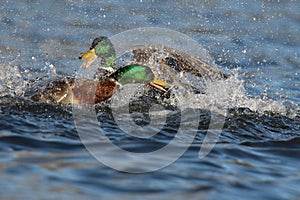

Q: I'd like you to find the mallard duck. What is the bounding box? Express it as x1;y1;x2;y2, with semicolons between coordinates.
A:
79;37;227;92
29;65;170;105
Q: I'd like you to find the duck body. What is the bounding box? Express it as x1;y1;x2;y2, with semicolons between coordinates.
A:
28;65;168;105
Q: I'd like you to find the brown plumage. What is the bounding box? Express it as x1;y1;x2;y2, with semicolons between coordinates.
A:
72;78;118;105
132;44;227;81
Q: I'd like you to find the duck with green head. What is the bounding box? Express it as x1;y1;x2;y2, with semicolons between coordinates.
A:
30;64;170;105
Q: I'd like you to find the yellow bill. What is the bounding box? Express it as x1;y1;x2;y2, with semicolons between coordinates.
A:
149;77;171;92
79;48;97;69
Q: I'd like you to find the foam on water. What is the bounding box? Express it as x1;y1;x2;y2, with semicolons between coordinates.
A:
175;69;298;118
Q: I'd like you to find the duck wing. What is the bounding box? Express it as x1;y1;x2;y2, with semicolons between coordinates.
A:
132;44;227;81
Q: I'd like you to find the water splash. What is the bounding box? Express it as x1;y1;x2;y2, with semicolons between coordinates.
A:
0;61;297;118
0;60;59;99
0;64;27;98
173;69;298;118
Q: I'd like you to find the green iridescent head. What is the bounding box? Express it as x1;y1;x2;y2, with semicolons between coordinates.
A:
110;64;155;85
109;65;170;92
79;37;116;70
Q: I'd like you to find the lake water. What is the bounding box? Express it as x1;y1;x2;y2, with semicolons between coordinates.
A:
0;0;300;199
